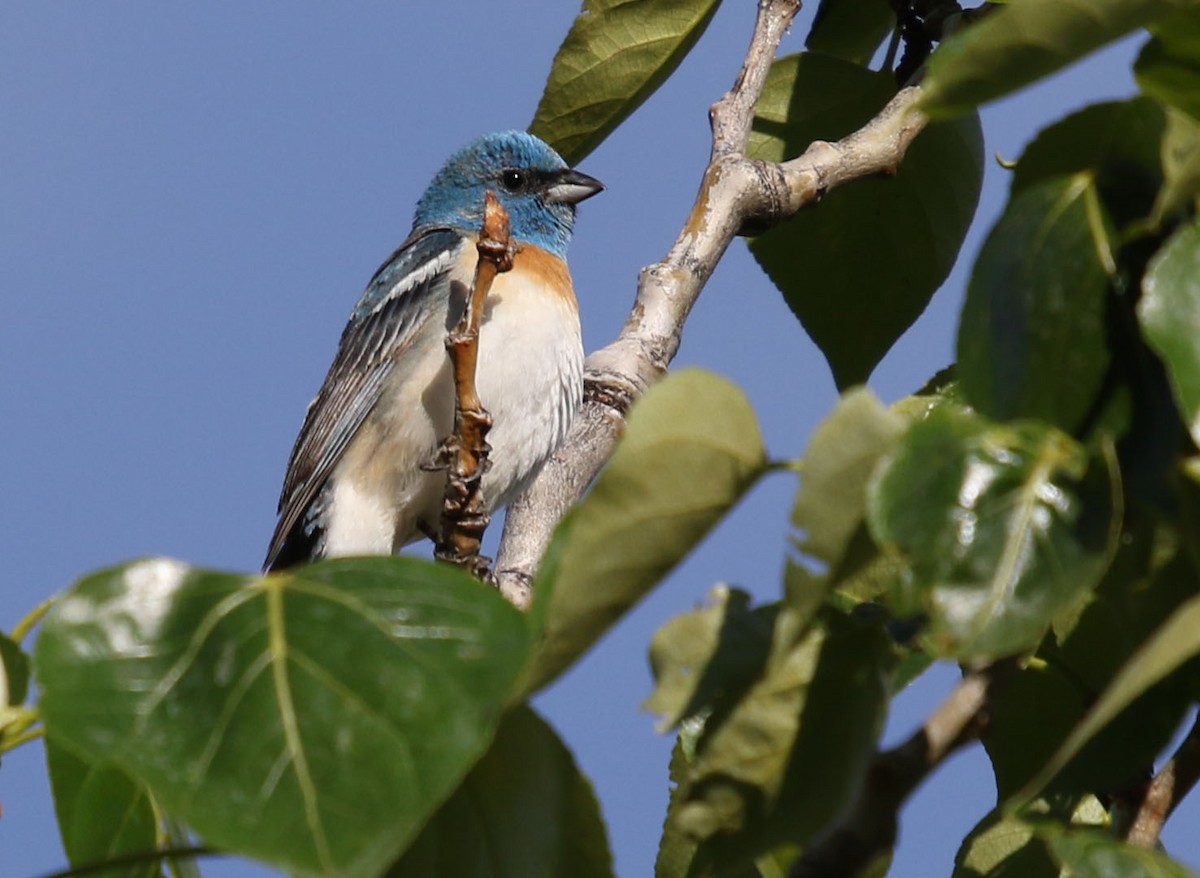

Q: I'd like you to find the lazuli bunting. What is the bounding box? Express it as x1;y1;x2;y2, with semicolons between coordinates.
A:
265;131;602;571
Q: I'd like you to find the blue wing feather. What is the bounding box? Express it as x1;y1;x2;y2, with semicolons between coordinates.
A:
264;227;465;570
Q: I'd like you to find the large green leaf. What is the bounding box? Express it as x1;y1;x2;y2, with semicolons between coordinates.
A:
1139;218;1200;445
953;798;1107;878
36;556;532;878
1017;588;1200;803
390;706;613;878
868;409;1119;661
523;369;766;694
530;0;722;164
46;737;164;878
958;175;1114;432
676;610;891;872
1042;825;1198;877
1136;8;1200;122
748;53;983;389
921;0;1192;116
806;0;895;64
1011;98;1165;229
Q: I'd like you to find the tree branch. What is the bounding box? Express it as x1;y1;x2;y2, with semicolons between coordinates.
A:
435;192;513;577
1124;710;1200;848
787;666;993;878
494;0;930;606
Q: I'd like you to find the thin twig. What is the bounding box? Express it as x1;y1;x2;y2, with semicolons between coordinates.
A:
434;192;514;577
787;667;994;878
494;0;930;604
1124;710;1200;847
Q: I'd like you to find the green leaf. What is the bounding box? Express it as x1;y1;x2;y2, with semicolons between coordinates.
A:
1139;218;1200;445
1042;825;1198;877
1136;8;1200;122
0;630;30;707
530;0;722;164
46;736;164;878
921;0;1192;116
390;706;613;878
748;53;983;388
953;797;1108;878
1011;98;1165;230
677;610;890;871
792;388;905;568
958;174;1114;432
36;556;532;878
806;0;895;64
523;369;766;694
644;586;776;730
868;409;1119;661
1017;587;1200;803
1153;107;1200;224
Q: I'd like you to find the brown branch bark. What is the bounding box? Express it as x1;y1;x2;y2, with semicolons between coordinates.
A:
1124;710;1200;848
435;192;514;577
787;667;994;878
493;0;930;606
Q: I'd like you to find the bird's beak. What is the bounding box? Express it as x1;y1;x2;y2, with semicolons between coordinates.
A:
542;168;605;205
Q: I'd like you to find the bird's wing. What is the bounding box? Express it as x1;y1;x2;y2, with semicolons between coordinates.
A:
265;227;466;569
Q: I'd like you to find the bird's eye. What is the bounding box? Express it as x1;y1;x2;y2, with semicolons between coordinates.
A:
500;169;527;193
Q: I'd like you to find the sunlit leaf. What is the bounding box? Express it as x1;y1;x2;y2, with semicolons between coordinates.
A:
868;409;1119;661
36;556;531;878
1042;825;1197;877
952;797;1108;878
530;0;723;164
921;0;1190;116
390;706;613;878
523;369;766;694
749;53;982;388
958;175;1114;433
1139;218;1200;445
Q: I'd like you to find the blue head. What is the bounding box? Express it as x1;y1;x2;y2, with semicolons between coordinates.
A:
413;131;603;258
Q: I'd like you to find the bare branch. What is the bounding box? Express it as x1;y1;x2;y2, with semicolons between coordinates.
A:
494;0;931;602
1124;710;1200;848
435;192;514;578
787;667;993;878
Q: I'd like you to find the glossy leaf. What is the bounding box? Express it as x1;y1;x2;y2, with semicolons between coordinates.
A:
868;409;1119;661
530;0;722;164
806;0;895;64
1011;98;1165;229
1136;8;1200;122
523;369;766;694
749;53;982;388
1139;218;1200;445
677;610;890;870
1018;588;1200;803
390;706;613;878
958;175;1114;432
46;736;164;878
36;556;531;878
921;0;1190;116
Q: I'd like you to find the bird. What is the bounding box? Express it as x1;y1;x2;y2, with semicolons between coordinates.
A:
264;130;603;572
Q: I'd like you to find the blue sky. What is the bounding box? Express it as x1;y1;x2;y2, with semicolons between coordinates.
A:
2;4;1193;877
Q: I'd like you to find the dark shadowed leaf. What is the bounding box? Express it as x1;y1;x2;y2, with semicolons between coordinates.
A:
1139;218;1200;445
1136;8;1200;122
523;369;766;694
390;706;613;878
530;0;723;164
36;556;531;878
677;610;890;871
1153;107;1200;223
958;175;1114;432
806;0;895;64
921;0;1189;116
1011;98;1165;229
0;630;29;707
645;586;777;730
868;409;1119;661
46;736;165;878
748;53;982;388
